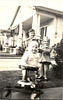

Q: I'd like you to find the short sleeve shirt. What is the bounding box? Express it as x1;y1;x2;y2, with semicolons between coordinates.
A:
21;51;41;67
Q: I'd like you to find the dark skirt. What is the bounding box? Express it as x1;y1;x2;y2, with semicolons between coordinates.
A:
40;61;51;65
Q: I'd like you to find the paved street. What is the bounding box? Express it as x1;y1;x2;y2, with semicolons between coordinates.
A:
10;87;63;99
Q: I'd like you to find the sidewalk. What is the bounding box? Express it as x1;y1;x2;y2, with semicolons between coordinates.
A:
0;59;21;71
0;51;21;71
9;87;63;99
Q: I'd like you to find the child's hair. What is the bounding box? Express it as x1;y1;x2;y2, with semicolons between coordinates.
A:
42;37;50;46
29;29;35;37
29;29;35;33
28;41;38;51
43;37;50;42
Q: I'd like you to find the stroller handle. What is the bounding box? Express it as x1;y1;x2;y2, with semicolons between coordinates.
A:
19;65;39;71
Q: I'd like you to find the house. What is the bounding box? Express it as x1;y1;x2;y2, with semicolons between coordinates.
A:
0;6;63;54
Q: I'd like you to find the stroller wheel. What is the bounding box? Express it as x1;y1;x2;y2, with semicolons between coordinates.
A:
1;88;12;100
30;83;36;89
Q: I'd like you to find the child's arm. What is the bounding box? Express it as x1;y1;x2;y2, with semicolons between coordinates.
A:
20;51;29;67
43;48;50;53
42;46;51;54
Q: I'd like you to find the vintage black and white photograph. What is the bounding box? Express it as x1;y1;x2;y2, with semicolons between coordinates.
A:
0;0;63;100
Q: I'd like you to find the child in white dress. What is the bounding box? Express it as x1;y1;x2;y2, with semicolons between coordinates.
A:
20;41;42;81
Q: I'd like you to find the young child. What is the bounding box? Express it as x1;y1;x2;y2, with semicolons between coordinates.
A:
25;29;35;48
20;41;42;81
40;37;51;80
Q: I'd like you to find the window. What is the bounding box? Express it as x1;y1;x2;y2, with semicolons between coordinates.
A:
45;27;47;36
40;26;47;39
26;32;29;38
41;28;44;39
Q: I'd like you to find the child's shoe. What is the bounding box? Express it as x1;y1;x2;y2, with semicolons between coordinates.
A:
37;76;44;80
44;77;48;81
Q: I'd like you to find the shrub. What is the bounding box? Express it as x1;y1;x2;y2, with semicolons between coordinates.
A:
17;46;25;56
54;39;63;80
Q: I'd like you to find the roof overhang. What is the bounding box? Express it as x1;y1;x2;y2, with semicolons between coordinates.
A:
35;6;63;17
10;6;63;31
0;29;11;33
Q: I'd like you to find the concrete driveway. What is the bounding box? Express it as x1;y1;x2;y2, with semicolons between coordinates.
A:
10;87;62;100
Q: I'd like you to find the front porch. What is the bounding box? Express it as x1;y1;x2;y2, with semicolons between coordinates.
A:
1;6;63;55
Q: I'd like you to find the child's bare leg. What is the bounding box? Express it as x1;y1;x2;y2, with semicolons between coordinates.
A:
43;64;49;79
38;64;43;78
22;69;26;81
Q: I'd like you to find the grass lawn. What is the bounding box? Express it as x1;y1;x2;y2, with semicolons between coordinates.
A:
0;70;21;92
0;67;63;93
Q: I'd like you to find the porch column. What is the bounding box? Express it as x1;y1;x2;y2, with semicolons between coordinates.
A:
9;30;14;47
17;23;23;47
0;33;3;50
9;37;13;46
4;33;9;52
32;14;40;36
4;33;7;46
0;34;3;46
62;32;63;39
